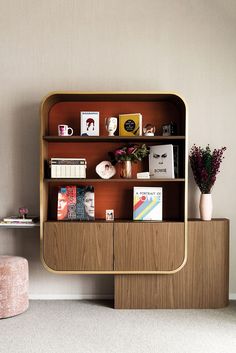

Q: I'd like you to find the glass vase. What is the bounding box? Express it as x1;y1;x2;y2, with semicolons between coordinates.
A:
120;160;132;178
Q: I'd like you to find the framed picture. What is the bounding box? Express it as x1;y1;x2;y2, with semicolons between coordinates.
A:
106;209;114;221
80;112;99;136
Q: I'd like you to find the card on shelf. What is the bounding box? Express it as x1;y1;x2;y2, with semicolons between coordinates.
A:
80;111;99;136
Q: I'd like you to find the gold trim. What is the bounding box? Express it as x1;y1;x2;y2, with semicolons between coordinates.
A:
40;91;188;275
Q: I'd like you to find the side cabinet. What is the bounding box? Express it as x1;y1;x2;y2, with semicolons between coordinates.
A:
43;222;113;271
114;219;229;309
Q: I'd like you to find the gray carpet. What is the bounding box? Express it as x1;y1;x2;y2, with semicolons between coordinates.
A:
1;300;236;353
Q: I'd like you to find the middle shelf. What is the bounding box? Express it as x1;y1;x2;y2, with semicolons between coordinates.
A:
44;178;185;183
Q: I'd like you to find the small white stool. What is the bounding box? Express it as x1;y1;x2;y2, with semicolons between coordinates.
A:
0;256;29;318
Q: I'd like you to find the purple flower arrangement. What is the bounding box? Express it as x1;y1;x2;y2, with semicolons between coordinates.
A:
189;145;226;194
109;144;149;164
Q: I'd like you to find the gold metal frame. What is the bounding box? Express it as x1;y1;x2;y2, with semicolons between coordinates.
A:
40;91;188;275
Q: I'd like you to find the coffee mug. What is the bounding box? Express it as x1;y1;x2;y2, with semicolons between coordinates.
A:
58;125;73;136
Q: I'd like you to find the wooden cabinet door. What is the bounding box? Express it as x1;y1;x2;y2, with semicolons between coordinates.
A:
43;222;113;271
114;222;185;271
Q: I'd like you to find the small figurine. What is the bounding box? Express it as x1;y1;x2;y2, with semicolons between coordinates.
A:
105;117;117;136
19;207;29;219
143;124;156;136
96;161;116;179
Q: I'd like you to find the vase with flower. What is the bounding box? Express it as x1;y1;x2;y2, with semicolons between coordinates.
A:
189;144;226;221
109;144;149;178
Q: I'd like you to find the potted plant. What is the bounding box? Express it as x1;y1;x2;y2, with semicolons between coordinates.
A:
109;144;149;178
189;144;226;220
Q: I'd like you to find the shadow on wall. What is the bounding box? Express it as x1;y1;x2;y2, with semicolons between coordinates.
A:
188;164;199;219
11;102;40;216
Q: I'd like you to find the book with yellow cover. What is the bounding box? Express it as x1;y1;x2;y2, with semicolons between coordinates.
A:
119;113;142;136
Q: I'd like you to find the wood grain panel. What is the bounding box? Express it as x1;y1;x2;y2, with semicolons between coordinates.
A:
43;222;113;271
114;222;185;271
115;219;229;308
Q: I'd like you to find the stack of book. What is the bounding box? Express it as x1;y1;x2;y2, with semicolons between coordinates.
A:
1;216;39;226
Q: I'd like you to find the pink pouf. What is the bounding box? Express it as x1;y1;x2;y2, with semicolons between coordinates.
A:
0;256;29;319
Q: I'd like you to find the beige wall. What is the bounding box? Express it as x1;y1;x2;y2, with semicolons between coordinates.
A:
0;0;235;298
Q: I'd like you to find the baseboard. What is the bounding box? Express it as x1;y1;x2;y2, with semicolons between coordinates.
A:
30;293;236;301
229;293;236;300
29;294;114;300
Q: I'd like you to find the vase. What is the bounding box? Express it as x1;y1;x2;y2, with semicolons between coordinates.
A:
199;193;213;221
120;160;132;178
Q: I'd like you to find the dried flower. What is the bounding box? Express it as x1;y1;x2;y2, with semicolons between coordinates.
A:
109;144;149;164
189;145;226;194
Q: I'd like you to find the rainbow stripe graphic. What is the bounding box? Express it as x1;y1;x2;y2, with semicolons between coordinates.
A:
133;187;162;221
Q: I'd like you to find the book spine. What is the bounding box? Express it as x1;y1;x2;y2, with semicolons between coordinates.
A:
76;187;85;220
67;186;77;220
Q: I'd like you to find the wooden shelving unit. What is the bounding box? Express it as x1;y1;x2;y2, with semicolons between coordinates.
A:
40;91;229;309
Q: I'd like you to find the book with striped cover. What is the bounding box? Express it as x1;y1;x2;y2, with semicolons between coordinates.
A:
133;187;162;221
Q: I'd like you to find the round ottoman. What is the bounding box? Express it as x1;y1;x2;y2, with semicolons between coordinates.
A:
0;256;29;319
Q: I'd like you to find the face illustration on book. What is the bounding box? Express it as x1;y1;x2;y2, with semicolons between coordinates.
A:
86;118;95;131
84;191;95;218
57;192;68;220
153;152;167;173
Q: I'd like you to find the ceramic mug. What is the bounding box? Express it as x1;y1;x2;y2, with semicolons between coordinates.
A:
58;124;73;136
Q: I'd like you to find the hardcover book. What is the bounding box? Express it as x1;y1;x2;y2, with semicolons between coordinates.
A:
80;111;99;136
3;216;39;223
133;187;162;221
119;113;142;136
76;186;95;221
149;144;174;179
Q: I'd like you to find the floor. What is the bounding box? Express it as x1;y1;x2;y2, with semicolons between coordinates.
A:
0;300;236;353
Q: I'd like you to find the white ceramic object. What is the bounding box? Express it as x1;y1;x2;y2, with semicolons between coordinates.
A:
105;117;117;136
199;193;213;221
96;161;116;179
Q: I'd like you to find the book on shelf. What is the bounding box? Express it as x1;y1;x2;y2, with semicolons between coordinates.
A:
50;158;87;178
119;113;142;136
149;144;174;179
133;187;162;221
80;111;99;136
57;185;95;221
3;216;39;223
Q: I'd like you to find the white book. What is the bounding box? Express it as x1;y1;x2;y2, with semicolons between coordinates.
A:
149;144;174;179
80;111;99;136
133;187;162;221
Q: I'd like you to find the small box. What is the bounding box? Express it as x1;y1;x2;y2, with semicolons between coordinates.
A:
51;158;87;178
80;111;99;136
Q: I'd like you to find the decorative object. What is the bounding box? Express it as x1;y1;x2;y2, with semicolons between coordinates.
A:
109;144;149;179
51;158;87;178
80;111;99;136
162;122;177;136
58;124;73;136
137;171;150;179
149;144;175;179
119;113;142;136
189;144;226;221
106;209;114;221
143;124;156;136
19;207;29;219
105;117;117;136
96;161;116;179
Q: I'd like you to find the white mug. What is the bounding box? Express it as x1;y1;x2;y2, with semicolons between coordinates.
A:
58;124;73;136
105;117;117;136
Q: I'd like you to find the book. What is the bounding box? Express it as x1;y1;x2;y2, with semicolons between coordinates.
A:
119;113;142;136
173;145;179;178
133;187;162;221
80;111;99;136
3;216;39;223
57;186;95;221
149;144;174;179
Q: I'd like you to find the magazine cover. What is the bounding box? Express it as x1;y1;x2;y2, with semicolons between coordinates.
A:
57;187;69;220
76;186;95;221
80;112;99;136
119;113;142;136
149;144;174;179
133;187;162;221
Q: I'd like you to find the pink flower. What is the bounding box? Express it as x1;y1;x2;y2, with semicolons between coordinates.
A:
115;149;126;156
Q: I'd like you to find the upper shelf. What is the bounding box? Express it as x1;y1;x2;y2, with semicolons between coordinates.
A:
43;136;185;142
